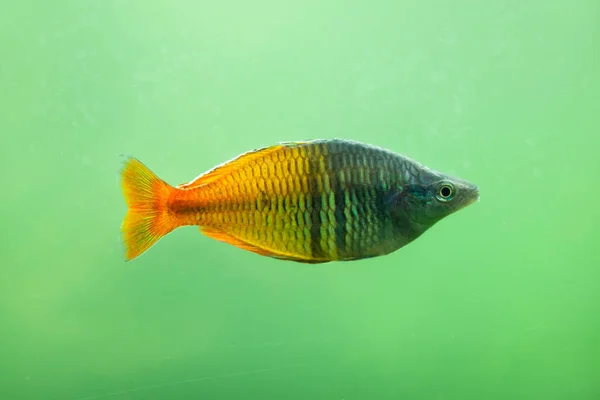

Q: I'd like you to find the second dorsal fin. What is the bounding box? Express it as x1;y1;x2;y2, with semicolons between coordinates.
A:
177;144;288;189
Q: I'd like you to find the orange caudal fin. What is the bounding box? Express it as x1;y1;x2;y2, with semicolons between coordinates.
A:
120;157;178;261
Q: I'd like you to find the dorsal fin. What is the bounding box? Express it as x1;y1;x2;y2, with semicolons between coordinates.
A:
177;140;317;189
177;144;288;189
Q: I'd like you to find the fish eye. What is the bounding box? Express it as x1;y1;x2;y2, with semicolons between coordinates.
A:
436;183;455;202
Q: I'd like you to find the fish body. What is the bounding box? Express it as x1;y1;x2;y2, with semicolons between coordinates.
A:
120;139;479;263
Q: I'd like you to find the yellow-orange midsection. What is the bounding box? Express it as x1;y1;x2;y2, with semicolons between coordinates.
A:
168;145;340;260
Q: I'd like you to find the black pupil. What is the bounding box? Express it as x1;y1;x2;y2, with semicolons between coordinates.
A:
440;186;451;198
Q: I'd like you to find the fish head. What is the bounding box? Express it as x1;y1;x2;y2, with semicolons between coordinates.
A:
397;170;479;230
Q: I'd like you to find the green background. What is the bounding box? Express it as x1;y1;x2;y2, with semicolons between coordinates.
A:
1;0;599;399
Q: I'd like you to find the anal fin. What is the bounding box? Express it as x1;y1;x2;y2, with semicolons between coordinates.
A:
199;226;328;264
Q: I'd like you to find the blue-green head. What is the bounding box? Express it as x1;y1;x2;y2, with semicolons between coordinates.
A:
391;168;479;239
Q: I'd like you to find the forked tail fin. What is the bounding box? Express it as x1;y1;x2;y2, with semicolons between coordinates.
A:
120;157;177;261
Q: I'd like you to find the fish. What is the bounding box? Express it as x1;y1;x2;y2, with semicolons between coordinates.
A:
120;139;479;263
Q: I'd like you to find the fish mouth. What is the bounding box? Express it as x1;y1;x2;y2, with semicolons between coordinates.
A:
466;185;480;206
454;185;479;210
445;175;479;206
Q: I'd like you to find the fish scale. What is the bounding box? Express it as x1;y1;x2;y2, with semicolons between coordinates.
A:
175;140;399;261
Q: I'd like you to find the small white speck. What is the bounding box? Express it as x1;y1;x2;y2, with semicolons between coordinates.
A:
81;155;92;167
453;95;463;114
